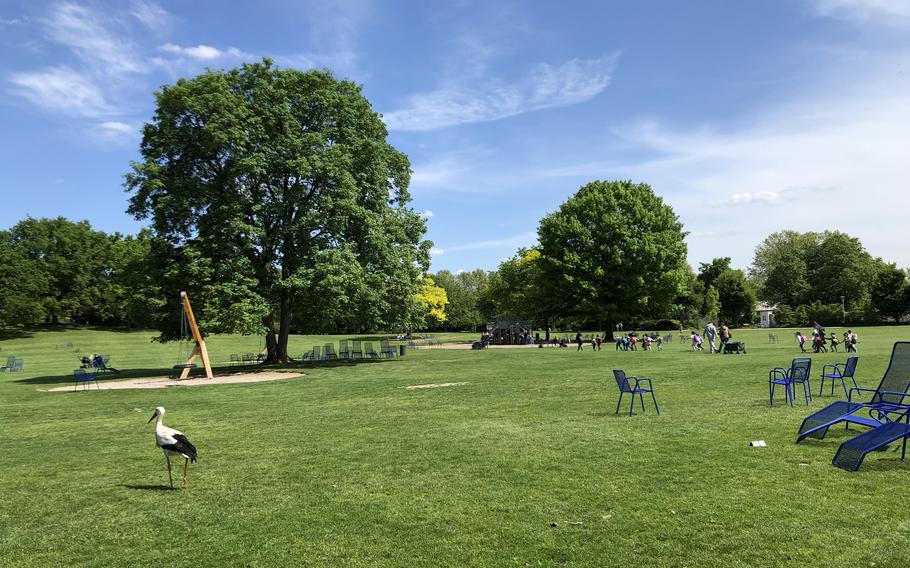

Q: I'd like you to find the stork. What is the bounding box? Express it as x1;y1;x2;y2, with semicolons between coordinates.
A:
148;406;197;490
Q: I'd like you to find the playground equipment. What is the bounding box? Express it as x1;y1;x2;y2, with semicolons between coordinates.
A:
173;291;213;379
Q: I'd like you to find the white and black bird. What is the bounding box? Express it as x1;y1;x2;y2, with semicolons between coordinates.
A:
148;406;197;490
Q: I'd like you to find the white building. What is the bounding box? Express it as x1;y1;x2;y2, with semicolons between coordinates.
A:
755;302;777;328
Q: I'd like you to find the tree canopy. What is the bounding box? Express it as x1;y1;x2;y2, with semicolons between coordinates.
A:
126;60;430;361
537;180;688;337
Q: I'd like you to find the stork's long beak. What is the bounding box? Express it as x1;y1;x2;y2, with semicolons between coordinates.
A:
148;411;157;424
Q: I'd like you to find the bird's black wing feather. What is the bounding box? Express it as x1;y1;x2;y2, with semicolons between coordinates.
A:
163;434;197;462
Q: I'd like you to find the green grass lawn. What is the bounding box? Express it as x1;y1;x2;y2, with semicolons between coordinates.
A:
1;326;909;567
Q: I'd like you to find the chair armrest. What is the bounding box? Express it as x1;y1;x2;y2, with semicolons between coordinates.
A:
848;386;877;401
635;377;654;388
877;390;910;402
821;363;842;375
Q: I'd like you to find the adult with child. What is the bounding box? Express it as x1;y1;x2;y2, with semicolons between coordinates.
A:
704;322;718;353
718;323;730;353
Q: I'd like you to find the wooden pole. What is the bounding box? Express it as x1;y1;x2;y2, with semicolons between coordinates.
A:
179;291;214;379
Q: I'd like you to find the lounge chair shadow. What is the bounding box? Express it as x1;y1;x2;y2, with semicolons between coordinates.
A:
121;484;179;491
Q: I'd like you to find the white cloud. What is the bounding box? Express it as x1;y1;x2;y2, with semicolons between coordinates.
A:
95;121;137;141
384;53;620;131
597;59;910;269
444;231;538;253
8;66;113;117
159;43;255;62
43;2;143;74
420;210;434;219
130;0;172;33
430;247;445;256
1;17;26;26
812;0;910;24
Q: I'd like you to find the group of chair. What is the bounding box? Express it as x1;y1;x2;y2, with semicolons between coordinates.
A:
768;356;859;407
768;345;910;471
72;354;118;390
1;356;24;372
792;342;910;471
229;353;262;366
301;339;399;362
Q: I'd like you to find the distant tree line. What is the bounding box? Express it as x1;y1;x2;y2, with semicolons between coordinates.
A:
3;196;908;336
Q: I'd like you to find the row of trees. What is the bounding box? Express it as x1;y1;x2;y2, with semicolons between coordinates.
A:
3;60;909;356
423;199;909;335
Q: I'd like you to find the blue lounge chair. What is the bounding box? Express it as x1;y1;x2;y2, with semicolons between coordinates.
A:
612;370;660;416
797;342;910;444
819;356;859;398
769;358;812;407
324;343;338;360
74;368;99;391
351;340;363;359
831;408;910;471
339;340;351;360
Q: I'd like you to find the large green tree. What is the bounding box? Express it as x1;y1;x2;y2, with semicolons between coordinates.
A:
871;263;910;323
126;60;430;361
7;217;118;324
714;268;756;326
537;180;688;338
431;269;492;331
751;230;875;311
0;231;49;327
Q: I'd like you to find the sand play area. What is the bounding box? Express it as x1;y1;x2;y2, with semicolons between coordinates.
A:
47;371;305;392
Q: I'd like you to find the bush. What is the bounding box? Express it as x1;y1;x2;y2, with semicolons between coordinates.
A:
646;319;681;330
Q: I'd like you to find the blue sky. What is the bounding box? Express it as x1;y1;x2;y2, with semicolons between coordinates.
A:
2;0;909;273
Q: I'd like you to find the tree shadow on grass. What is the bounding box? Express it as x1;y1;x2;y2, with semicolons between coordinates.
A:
121;484;179;491
17;358;396;386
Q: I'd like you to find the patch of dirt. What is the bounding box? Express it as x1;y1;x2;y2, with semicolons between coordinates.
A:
405;382;468;390
46;371;304;392
415;343;539;350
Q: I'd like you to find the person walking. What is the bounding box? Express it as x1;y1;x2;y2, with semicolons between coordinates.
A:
575;331;584;351
704;322;718;353
719;323;730;353
797;331;807;353
829;332;839;352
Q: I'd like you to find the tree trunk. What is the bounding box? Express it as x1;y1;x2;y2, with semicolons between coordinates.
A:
276;287;292;362
262;314;279;363
605;319;614;341
544;319;550;341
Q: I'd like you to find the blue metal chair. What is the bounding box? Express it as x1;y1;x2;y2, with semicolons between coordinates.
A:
612;370;660;416
769;358;812;407
819;356;859;398
73;368;99;391
380;339;396;359
832;406;910;471
797;342;910;444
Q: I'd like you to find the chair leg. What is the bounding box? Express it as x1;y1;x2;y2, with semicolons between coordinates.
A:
629;393;635;416
770;382;774;406
651;390;660;415
615;392;623;414
787;383;794;408
638;392;646;413
818;377;824;397
839;378;848;399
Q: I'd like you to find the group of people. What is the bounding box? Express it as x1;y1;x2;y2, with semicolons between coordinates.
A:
796;323;858;353
615;333;663;351
696;322;731;353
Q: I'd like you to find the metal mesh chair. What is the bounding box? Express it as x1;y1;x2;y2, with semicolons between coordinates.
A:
832;410;910;471
819;356;859;398
613;369;660;416
797;342;910;443
769;358;812;407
